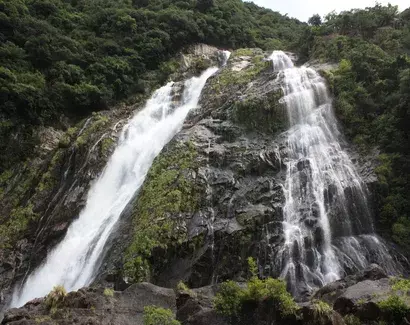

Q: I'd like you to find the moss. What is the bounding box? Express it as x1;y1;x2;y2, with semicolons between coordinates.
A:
231;90;286;134
0;169;13;200
37;149;64;192
124;142;201;283
75;113;109;147
215;57;270;90
103;288;115;297
0;203;38;248
35;316;52;323
100;137;115;156
0;169;13;184
232;48;254;57
191;57;212;74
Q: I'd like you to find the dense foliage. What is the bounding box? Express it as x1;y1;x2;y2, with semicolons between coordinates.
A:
143;306;180;325
214;258;298;323
0;0;303;171
301;5;410;249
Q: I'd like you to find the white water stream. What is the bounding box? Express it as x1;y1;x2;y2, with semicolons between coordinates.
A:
271;51;396;296
10;57;227;307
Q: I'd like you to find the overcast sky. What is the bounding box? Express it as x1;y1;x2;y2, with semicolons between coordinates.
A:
247;0;409;22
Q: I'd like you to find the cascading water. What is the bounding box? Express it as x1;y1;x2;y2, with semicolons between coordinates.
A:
270;51;397;297
10;59;226;307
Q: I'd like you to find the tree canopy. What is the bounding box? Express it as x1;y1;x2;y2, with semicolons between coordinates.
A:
0;0;304;170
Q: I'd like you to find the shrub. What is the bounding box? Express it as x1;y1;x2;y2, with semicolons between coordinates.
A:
391;278;410;293
45;285;67;312
344;314;361;325
143;306;180;325
177;281;189;291
378;295;410;324
214;281;244;317
214;258;298;321
311;300;333;324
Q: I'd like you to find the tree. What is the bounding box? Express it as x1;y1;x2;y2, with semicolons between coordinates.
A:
196;0;214;12
308;14;322;26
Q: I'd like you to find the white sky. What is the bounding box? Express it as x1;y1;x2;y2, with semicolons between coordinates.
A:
247;0;409;22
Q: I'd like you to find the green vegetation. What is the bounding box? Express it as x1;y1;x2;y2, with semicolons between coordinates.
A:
124;142;201;282
100;137;115;156
311;300;333;325
391;277;410;292
343;314;361;325
45;285;67;313
231;90;286;134
300;5;410;248
0;203;38;248
103;288;115;297
143;306;180;325
176;281;189;292
0;0;304;172
75;113;109;147
214;52;270;90
214;257;298;322
378;295;410;325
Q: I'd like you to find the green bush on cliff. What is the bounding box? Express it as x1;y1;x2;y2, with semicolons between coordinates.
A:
311;300;333;324
378;295;410;325
214;257;298;321
214;281;244;317
143;306;180;325
45;285;67;313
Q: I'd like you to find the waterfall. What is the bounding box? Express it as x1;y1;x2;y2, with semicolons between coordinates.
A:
270;51;397;297
10;62;223;308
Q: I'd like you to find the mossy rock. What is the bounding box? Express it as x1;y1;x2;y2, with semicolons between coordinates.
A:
123;141;203;283
231;90;287;134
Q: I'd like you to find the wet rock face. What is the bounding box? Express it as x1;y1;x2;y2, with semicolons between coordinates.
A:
100;48;405;293
102;48;292;289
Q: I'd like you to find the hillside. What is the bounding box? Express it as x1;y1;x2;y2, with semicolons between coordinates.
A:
0;0;303;171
